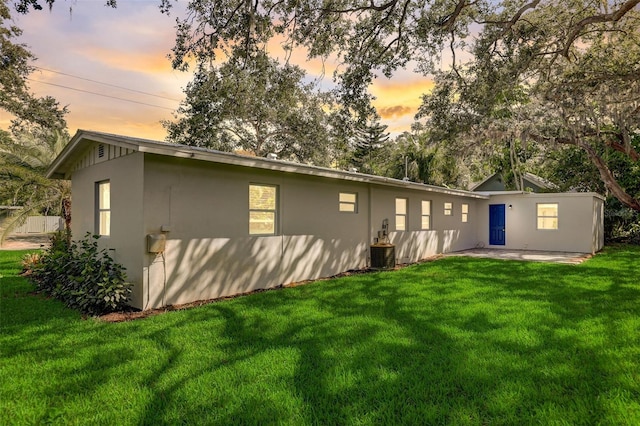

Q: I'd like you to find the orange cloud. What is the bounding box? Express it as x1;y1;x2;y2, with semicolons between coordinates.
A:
75;47;175;75
67;107;171;141
368;77;434;130
378;105;413;119
370;78;434;101
0;116;13;130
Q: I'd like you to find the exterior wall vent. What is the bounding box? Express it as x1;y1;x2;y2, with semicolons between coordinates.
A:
98;144;105;158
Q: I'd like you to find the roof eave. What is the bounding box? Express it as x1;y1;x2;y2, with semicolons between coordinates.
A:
47;130;490;199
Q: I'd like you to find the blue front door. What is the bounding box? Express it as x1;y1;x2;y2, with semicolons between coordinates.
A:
489;204;506;245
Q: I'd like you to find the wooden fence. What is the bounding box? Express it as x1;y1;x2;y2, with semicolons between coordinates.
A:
12;216;64;234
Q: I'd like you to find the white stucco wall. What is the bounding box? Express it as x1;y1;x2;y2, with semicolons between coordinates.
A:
476;192;604;254
369;187;479;262
139;155;484;308
141;155;373;308
70;151;145;307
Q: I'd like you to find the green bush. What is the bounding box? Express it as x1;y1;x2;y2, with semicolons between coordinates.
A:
605;197;640;244
30;232;132;316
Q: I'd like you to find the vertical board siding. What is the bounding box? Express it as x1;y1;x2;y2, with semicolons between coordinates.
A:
71;143;136;173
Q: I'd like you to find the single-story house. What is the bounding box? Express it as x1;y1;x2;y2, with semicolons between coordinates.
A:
47;131;605;310
470;172;557;192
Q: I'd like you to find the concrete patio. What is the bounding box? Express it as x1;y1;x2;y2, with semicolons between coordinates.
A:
446;248;592;264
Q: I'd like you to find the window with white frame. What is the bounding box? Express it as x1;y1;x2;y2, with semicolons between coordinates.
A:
339;192;358;213
461;203;469;223
421;200;431;230
395;198;407;231
537;203;558;230
249;184;278;235
444;202;453;216
96;180;110;236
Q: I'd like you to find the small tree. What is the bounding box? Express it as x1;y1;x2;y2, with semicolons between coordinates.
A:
350;112;390;174
0;3;70;241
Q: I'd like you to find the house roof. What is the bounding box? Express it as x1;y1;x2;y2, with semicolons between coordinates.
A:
521;172;558;190
469;173;500;191
469;172;557;192
48;130;489;199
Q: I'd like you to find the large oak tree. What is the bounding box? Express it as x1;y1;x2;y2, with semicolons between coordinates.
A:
168;0;640;211
163;52;347;166
14;0;640;210
418;1;640;210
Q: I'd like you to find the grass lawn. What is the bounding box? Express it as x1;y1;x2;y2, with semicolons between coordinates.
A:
1;246;640;425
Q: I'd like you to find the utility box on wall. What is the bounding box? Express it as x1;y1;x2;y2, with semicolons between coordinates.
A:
147;234;166;253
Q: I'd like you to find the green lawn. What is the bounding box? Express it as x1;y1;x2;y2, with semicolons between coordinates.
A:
1;246;639;425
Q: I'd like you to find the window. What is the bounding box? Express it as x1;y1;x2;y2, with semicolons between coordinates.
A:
421;200;431;230
395;198;407;231
444;202;453;216
537;203;558;230
339;192;357;213
249;184;278;235
96;180;110;236
461;203;469;223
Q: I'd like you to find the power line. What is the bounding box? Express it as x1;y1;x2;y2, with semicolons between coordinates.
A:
33;66;182;102
26;78;176;111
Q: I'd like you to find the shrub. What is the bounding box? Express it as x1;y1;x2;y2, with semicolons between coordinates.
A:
30;232;132;316
20;252;41;275
605;197;640;244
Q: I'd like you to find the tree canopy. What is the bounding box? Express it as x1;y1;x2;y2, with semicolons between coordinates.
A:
418;1;640;210
163;52;346;165
1;0;70;239
168;0;640;211
11;0;640;211
1;0;67;132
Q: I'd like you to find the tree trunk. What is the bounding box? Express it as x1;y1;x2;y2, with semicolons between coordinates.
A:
509;138;523;190
62;197;72;244
579;141;640;212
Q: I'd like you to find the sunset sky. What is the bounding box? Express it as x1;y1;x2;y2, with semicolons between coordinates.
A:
3;1;434;141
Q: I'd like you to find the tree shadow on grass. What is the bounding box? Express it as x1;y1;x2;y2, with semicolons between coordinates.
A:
3;248;640;425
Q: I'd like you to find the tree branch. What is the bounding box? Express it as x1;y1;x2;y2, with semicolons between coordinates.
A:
603;133;640;161
529;132;640;210
322;0;398;14
562;0;640;57
498;0;541;37
578;139;640;210
439;0;477;31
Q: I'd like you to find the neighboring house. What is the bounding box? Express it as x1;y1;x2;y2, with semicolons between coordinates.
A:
47;131;604;310
470;172;557;192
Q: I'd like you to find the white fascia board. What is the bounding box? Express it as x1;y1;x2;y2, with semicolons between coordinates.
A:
49;130;489;199
479;191;527;196
483;191;605;201
521;192;606;201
